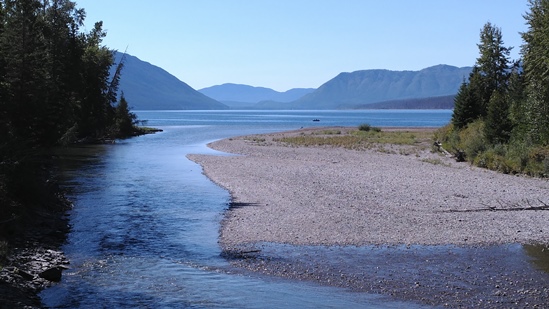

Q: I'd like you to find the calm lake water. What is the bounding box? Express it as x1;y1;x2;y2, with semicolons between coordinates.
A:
41;110;452;308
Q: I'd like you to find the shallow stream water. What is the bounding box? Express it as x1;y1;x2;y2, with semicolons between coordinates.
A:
39;110;549;307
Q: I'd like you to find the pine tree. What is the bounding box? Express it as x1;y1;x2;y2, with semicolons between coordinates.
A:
521;0;549;144
451;22;511;130
452;79;476;129
40;0;86;145
0;0;49;145
507;61;527;141
485;90;512;144
475;22;512;118
114;93;137;137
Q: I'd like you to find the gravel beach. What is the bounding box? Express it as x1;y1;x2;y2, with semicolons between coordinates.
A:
189;127;549;247
188;127;549;307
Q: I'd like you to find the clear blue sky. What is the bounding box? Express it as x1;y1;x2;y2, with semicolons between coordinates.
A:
76;0;529;91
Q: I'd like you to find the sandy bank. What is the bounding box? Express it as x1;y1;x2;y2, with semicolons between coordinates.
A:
188;127;549;249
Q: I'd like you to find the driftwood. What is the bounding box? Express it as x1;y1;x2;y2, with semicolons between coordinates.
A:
444;199;549;213
433;141;464;162
221;249;261;259
453;149;466;162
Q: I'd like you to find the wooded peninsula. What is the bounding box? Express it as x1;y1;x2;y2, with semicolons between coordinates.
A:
0;1;145;258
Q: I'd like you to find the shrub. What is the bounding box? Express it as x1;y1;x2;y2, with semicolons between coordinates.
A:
459;119;487;161
358;124;381;132
358;123;371;131
434;124;460;152
473;147;512;173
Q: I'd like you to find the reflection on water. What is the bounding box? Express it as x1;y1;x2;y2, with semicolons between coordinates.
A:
222;242;549;306
42;122;426;308
523;244;549;273
41;111;549;307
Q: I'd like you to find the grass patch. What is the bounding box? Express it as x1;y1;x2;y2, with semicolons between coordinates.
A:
275;128;433;151
421;158;451;166
312;129;342;135
245;136;267;144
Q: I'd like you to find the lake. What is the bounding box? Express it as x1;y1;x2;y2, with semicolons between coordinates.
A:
40;110;451;308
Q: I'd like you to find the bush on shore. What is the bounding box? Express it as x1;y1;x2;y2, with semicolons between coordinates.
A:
358;123;381;132
435;121;549;177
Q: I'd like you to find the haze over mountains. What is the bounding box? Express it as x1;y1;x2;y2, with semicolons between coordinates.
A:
114;52;472;110
113;52;228;110
198;84;315;108
290;65;472;109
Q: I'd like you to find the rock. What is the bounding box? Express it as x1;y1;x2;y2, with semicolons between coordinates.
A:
39;267;62;282
15;268;35;281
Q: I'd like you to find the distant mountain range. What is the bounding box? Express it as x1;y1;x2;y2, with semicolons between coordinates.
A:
290;65;472;109
198;84;315;108
113;52;471;110
113;52;228;110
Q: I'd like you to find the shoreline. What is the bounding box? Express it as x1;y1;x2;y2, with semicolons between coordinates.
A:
189;126;549;248
188;126;549;307
0;202;70;308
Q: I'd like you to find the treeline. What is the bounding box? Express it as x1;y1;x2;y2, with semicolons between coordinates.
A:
436;0;549;177
0;1;138;236
358;95;456;109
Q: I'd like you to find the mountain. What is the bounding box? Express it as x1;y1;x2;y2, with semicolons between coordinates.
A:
357;95;455;109
290;65;472;109
198;83;315;107
113;52;228;110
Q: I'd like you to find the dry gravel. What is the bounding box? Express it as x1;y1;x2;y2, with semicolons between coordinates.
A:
187;127;549;307
188;127;549;248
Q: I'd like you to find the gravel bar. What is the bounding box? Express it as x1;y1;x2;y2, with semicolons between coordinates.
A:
188;127;549;248
187;127;549;307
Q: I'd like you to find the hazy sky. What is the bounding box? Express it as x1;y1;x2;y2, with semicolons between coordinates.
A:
76;1;529;91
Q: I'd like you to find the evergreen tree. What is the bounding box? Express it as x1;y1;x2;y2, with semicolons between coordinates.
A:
114;93;137;137
40;0;86;145
507;61;528;140
0;0;140;229
451;23;511;130
0;0;49;146
75;21;117;139
452;79;476;128
485;90;512;144
521;0;549;144
475;22;512;118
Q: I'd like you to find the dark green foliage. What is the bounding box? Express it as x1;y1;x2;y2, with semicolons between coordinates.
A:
0;0;135;146
521;0;549;144
507;62;527;140
358;123;381;132
484;90;512;144
444;3;549;176
0;0;140;235
452;78;480;128
114;93;138;138
476;22;511;106
453;23;511;131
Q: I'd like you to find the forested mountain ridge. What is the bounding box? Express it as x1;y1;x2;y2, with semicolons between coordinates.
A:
356;95;456;109
291;65;472;109
198;83;315;107
114;52;228;110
